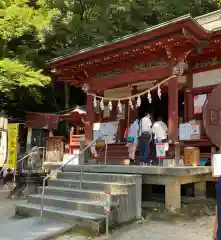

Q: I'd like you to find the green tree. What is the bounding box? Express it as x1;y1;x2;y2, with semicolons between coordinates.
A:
1;0;221;119
0;0;59;93
43;0;221;59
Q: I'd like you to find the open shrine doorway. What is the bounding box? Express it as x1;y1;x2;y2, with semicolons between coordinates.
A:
138;89;184;125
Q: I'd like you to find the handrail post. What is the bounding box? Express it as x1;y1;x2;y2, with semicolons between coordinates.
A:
40;178;46;223
39;134;108;224
80;146;83;190
104;136;108;165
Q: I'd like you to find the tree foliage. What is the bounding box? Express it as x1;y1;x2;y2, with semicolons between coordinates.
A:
43;0;221;58
1;0;221;117
0;0;58;93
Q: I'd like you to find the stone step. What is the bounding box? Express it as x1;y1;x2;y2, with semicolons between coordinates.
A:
57;171;138;183
28;194;107;215
38;186;124;203
48;179;133;193
16;203;106;233
0;217;74;240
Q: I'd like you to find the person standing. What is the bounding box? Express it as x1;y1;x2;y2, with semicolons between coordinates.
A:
152;117;168;162
126;118;139;165
139;113;152;166
213;176;221;240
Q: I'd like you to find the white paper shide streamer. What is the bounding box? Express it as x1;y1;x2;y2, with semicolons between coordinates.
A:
147;91;152;103
108;101;112;111
136;95;141;107
118;101;122;113
100;98;104;110
129;98;133;109
157;85;162;99
93;96;97;108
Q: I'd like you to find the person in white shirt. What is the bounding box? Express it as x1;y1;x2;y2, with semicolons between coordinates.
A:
126;118;139;165
152;117;168;142
152;117;168;161
139;113;152;165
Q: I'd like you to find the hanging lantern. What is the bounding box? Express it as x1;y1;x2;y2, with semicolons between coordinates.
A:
93;96;97;108
157;85;162;99
100;98;104;110
118;100;122;113
147;91;152;103
136;95;141;108
129;98;134;109
108;101;112;111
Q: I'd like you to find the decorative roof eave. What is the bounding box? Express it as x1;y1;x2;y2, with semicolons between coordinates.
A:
49;15;209;69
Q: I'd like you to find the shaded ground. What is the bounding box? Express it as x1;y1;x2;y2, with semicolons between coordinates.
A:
54;198;216;240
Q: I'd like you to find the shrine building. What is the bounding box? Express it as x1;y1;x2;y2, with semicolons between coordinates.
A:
49;9;221;163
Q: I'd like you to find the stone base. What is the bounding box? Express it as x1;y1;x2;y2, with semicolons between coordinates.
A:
10;172;46;199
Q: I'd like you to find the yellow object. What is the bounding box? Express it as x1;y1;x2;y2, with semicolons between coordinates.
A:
95;140;106;148
7;123;19;169
184;147;200;166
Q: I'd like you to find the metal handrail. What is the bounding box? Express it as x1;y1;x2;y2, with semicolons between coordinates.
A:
0;146;45;188
20;147;45;173
40;134;108;223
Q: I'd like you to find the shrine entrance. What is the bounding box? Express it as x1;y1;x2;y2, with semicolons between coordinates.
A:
138;93;168;122
138;89;184;124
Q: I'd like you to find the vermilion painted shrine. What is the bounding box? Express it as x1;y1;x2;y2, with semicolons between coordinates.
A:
49;10;221;164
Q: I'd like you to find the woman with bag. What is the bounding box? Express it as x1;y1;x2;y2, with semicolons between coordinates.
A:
125;117;139;165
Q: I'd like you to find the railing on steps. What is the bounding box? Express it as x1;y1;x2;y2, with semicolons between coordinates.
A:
0;146;46;184
40;134;108;224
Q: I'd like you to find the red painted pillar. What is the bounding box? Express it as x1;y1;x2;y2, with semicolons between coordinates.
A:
187;70;193;121
184;68;193;122
168;77;179;143
85;95;94;143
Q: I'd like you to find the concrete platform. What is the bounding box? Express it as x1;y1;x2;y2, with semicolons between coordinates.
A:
0;217;74;240
44;163;211;176
43;164;212;211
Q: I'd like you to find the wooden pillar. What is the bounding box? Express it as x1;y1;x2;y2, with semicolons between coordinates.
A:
110;102;117;121
26;127;32;152
168;77;179;142
184;68;193;122
64;83;70;133
85;95;94;143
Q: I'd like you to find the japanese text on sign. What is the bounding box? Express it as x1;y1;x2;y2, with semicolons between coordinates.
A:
7;123;19;169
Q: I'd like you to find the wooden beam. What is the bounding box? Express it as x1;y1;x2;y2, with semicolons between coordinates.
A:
91;67;171;92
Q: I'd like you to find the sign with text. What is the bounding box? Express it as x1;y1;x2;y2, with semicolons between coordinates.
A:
7;123;19;169
194;94;207;114
93;121;119;144
156;143;166;159
179;123;191;141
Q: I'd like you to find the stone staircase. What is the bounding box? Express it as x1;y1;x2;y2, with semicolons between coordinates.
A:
15;171;142;233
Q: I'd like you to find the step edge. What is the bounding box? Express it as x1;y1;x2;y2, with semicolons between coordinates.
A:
16;204;106;220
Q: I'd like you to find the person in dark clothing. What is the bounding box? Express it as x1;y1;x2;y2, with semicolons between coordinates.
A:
139;113;152;165
3;168;14;189
213;176;221;240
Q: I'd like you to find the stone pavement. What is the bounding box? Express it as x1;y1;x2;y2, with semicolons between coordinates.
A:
0;182;25;223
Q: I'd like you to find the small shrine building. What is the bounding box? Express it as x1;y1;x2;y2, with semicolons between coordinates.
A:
49;10;221;161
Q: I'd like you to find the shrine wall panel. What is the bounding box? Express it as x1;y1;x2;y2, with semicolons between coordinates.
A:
193;68;221;88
